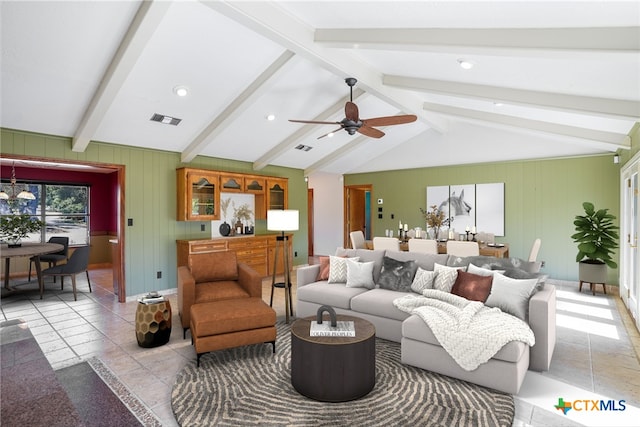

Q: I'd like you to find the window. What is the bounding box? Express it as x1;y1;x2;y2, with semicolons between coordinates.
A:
0;182;90;246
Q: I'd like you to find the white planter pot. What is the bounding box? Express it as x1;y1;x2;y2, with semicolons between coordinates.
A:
578;261;607;284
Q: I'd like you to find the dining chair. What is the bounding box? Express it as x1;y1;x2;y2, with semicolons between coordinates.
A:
408;239;438;254
372;237;400;251
349;230;366;249
28;236;69;282
446;241;480;257
528;238;542;262
41;245;91;301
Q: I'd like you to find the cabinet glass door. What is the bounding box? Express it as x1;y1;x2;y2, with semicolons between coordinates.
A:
268;183;285;210
190;176;216;217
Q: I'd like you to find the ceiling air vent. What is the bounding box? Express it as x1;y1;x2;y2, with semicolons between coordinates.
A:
150;113;182;126
294;144;312;152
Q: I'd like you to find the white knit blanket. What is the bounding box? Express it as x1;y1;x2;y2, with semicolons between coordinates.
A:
394;289;535;371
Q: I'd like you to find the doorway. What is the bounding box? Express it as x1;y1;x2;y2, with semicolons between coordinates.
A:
344;184;372;248
1;155;126;302
621;152;640;331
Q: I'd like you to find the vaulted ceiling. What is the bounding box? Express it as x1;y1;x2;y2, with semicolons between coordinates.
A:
1;1;638;175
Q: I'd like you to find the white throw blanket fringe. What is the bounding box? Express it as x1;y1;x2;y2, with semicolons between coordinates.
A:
394;289;535;371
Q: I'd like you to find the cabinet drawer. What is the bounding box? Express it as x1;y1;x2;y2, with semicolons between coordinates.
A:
234;248;268;257
190;242;227;253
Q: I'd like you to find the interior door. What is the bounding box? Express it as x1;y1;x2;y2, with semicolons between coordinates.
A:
344;185;372;248
621;160;639;330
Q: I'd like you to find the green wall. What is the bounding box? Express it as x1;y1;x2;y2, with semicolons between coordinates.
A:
345;155;621;284
1;128;309;297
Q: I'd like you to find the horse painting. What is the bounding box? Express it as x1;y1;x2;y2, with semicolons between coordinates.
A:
438;189;472;218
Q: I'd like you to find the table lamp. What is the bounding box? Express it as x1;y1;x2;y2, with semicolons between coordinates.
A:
267;209;298;323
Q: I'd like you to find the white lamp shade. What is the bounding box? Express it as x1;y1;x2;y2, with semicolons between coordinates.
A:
267;209;299;231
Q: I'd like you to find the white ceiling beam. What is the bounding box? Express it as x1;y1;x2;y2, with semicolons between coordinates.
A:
386;75;640;121
423;102;631;152
181;50;295;163
253;88;366;170
201;0;448;134
72;0;171;152
314;27;640;59
304;134;370;176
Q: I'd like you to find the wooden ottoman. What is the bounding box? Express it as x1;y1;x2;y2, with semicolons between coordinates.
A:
190;297;277;366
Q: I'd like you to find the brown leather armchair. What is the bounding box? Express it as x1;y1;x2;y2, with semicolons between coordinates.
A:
178;251;262;337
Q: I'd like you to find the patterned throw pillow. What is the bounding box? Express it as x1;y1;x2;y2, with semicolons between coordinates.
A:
378;256;418;292
411;267;438;294
433;263;465;293
345;258;376;289
328;256;360;283
450;270;493;302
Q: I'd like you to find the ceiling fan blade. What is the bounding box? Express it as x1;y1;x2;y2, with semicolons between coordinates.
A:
345;101;359;121
317;126;345;140
358;125;385;139
289;119;341;125
362;114;417;127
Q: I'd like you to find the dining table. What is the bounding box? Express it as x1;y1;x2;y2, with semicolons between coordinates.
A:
365;239;510;258
1;242;64;297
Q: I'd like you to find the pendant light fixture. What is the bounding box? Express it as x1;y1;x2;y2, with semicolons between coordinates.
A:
0;162;35;200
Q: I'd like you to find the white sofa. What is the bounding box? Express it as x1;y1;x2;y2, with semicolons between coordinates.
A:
296;248;556;394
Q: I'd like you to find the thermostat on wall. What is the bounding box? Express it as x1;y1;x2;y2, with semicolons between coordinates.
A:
378;198;383;204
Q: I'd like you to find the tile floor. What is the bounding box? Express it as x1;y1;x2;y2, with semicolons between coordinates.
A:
1;268;639;426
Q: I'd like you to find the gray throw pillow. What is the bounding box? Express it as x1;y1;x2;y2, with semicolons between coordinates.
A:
378;256;418;292
484;273;539;320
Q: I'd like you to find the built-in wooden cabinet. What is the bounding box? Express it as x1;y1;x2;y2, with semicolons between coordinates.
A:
266;178;288;211
177;234;292;277
177;168;220;221
177;168;287;221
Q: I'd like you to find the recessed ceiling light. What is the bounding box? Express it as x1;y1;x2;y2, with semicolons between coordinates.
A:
457;59;474;70
173;85;189;97
266;114;276;121
493;101;504;107
327;132;335;138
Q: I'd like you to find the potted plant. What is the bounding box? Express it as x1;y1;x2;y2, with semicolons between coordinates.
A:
420;205;452;240
0;214;44;247
571;202;619;284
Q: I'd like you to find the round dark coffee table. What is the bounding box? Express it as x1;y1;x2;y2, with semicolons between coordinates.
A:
290;314;376;402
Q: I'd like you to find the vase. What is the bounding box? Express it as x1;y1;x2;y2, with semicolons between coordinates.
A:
219;221;231;236
429;228;439;240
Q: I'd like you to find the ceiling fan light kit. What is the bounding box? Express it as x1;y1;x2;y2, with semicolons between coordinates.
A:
289;78;417;140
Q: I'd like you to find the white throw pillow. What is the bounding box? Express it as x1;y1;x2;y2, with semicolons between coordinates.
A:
411;267;438;294
345;258;376;289
433;263;465;293
467;263;505;277
484;273;539;320
328;256;360;283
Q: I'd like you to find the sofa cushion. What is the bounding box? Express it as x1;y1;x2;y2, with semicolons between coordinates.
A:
335;248;386;283
378;256;418;292
485;273;539;321
350;289;415;321
411;268;438;294
296;282;368;310
402;315;527;363
195;281;250;303
328;256;360;283
345;258;376;289
433;263;464;293
385;250;448;271
190;251;238;282
450;270;493;303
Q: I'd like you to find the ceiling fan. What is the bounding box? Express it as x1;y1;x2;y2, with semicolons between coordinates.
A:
289;78;418;139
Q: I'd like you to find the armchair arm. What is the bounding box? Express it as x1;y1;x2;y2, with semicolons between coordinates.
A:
528;283;556;371
237;262;262;298
178;265;196;331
